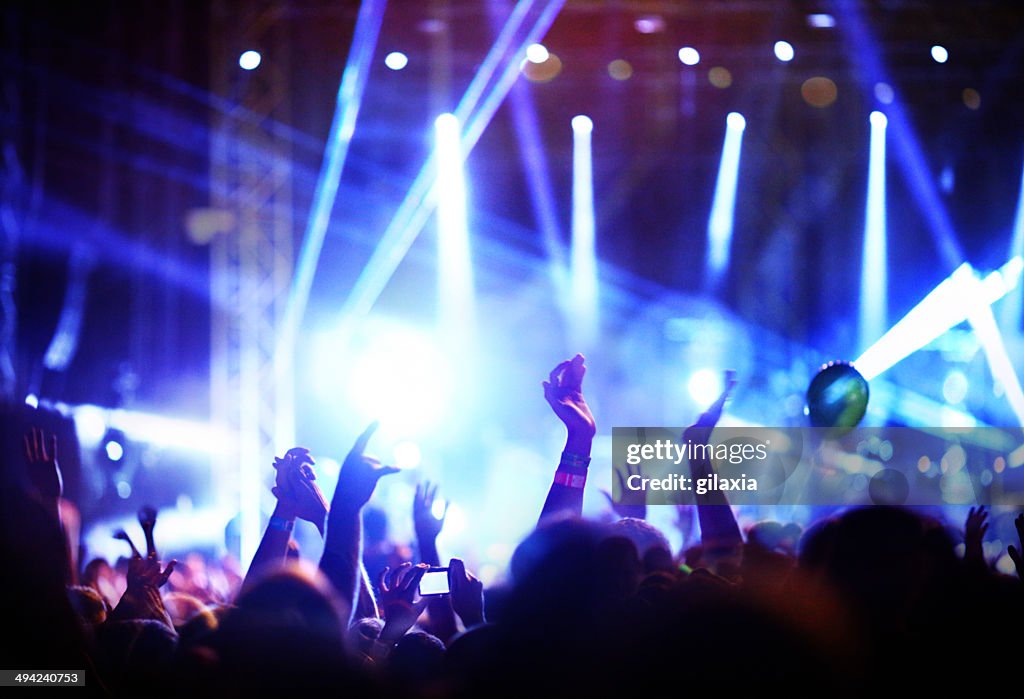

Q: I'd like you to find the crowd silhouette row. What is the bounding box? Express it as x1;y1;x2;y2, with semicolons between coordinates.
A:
3;353;1024;695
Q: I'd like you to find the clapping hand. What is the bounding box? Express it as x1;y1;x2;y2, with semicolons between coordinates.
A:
273;447;329;534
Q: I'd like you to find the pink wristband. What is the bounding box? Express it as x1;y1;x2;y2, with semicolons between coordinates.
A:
553;470;587;489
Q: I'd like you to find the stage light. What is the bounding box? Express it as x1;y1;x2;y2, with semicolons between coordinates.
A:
323;321;453;436
859;110;888;351
942;370;969;404
110;410;230;454
238;50;261;70
394;441;422;469
571;114;593;133
571;114;598;348
634;15;665;34
384;51;408;70
74;405;107;448
25;393;38;408
688;368;724;407
526;43;549;63
774;40;795;62
101;428;127;464
930;45;949;63
434;113;476;340
104;439;124;462
726;112;746;130
337;0;564;327
807;14;836;28
678;47;700;66
705;112;747;291
854;258;1023;381
874;82;894;105
116;481;132;499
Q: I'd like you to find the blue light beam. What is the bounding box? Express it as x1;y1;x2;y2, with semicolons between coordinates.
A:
706;112;746;292
855;257;1023;381
337;0;565;330
434;113;476;339
1000;156;1024;333
278;0;386;359
859;111;888;352
570;115;597;348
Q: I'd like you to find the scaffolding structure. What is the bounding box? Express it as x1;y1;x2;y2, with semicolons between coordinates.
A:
209;0;295;564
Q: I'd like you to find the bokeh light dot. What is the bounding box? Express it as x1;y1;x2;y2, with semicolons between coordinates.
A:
801;76;838;108
708;66;732;88
608;59;633;81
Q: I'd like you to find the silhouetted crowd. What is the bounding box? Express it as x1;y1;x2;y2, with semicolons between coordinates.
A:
3;355;1023;696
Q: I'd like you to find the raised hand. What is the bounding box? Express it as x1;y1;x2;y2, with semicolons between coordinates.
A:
272;447;329;534
138;506;158;558
543;354;596;453
602;461;647;520
377;562;429;644
413;481;447;544
110;528;176;625
1008;513;1024;581
683;370;737;445
23;428;63;500
964;505;989;567
335;422;399;513
449;557;485;628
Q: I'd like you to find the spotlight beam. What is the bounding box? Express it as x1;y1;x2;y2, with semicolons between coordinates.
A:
855;257;1023;381
1000;157;1024;333
859;111;888;351
836;3;964;271
278;0;386;358
570;115;597;348
336;0;565;329
434;113;475;340
506;79;569;298
705;113;746;292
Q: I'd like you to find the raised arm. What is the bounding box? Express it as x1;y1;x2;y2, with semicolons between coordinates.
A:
23;428;63;525
23;428;73;583
320;422;398;624
243;447;328;592
109;510;177;628
683;371;743;554
413;481;457;641
539;354;596;524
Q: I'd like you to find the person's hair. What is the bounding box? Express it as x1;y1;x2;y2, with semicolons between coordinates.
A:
66;585;108;625
387;630;445;683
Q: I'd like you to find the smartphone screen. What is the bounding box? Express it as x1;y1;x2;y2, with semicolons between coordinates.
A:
419;567;450;596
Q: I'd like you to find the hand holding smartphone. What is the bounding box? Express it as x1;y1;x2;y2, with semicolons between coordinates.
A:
418;567;450;596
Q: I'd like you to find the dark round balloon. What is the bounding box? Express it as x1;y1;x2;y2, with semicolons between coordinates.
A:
806;361;869;433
